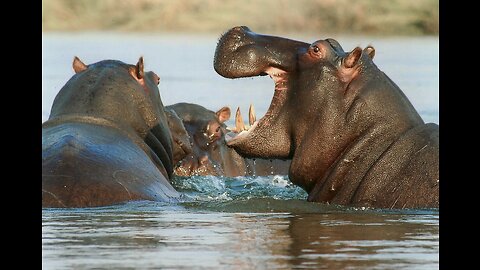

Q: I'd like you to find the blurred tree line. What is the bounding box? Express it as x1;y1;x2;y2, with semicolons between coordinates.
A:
42;0;439;35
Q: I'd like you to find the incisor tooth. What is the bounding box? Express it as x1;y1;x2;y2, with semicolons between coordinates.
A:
235;107;246;132
249;104;256;126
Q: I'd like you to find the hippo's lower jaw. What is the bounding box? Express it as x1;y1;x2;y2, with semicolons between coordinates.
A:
224;67;290;146
225;121;259;144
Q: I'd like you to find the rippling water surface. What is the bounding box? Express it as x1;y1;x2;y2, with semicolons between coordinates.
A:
42;33;439;269
43;175;439;269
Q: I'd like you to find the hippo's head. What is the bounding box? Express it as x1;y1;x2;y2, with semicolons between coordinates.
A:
49;56;175;177
51;56;169;136
214;26;425;194
166;103;248;176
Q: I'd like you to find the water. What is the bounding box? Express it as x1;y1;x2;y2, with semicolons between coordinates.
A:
43;176;438;270
42;33;439;269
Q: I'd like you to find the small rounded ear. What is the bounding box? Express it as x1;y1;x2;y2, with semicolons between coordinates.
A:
343;47;363;68
216;106;231;123
73;56;88;73
135;56;144;79
364;45;375;59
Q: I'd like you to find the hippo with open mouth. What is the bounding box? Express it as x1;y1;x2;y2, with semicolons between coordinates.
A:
42;57;180;207
214;26;438;209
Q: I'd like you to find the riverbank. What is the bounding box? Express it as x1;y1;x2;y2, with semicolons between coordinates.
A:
42;0;438;36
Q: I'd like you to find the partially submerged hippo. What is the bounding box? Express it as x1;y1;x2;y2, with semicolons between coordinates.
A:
166;102;290;177
42;57;179;207
214;26;438;209
165;108;193;165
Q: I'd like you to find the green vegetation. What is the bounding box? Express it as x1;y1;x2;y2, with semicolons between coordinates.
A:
42;0;439;35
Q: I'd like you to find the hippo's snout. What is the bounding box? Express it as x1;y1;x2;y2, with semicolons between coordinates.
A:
213;26;264;78
214;26;310;79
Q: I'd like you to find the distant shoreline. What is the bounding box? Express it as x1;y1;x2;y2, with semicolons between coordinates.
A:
42;0;439;36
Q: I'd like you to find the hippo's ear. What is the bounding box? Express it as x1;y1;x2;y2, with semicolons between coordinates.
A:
73;56;88;73
364;45;375;60
135;56;145;80
343;47;363;68
216;106;231;123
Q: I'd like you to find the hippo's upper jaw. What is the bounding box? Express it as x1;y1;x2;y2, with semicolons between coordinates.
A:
214;26;310;158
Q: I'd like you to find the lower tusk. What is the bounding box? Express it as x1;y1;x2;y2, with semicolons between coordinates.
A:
249;103;256;126
235;106;246;132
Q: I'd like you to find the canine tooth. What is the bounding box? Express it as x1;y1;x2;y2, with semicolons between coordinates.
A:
235;107;246;132
249;104;256;126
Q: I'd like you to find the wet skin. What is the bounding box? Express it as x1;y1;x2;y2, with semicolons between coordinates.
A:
214;26;438;208
166;102;290;177
42;57;179;207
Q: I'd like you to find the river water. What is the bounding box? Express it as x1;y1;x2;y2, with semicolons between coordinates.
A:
42;32;439;269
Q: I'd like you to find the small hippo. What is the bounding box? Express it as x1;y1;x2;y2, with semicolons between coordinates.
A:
213;26;438;209
166;102;290;177
42;57;179;207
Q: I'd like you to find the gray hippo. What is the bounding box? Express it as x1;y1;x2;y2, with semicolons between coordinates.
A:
166;102;290;177
42;57;180;207
213;26;438;209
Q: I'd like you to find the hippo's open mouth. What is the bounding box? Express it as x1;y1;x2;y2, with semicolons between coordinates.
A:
213;26;309;157
223;66;290;145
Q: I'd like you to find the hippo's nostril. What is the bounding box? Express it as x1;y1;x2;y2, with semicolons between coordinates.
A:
232;26;250;33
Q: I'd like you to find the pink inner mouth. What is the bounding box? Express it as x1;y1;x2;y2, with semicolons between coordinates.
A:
225;66;289;145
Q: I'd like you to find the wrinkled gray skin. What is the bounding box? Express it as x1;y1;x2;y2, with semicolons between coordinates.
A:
214;26;438;209
42;57;180;208
167;102;290;177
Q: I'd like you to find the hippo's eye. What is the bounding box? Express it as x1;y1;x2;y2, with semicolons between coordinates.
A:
313;46;320;53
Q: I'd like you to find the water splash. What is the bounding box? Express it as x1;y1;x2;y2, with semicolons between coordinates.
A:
172;175;306;201
169;175;439;214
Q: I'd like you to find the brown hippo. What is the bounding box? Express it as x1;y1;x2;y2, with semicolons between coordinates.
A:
165;108;193;165
166;102;290;177
213;26;438;209
42;56;180;207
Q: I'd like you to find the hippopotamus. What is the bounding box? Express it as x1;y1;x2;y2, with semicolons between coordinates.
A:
213;26;438;209
42;56;180;207
165;108;193;165
166;102;290;177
